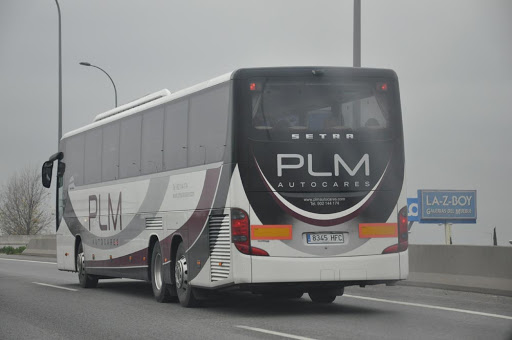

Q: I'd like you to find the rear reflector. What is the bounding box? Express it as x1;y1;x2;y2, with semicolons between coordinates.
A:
251;225;292;240
359;223;398;238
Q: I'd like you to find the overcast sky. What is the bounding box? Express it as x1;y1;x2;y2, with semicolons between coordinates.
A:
1;0;511;245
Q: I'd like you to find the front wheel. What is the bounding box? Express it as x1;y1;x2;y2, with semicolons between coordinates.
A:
174;242;198;307
77;242;98;288
151;242;173;303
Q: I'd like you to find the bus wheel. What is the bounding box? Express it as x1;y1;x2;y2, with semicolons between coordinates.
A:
308;290;337;304
151;242;172;303
174;242;198;307
77;242;98;288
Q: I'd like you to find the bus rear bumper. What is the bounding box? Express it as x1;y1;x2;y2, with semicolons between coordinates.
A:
247;253;402;284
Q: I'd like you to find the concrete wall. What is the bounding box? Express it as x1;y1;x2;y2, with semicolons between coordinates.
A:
0;235;53;248
21;235;57;257
0;234;56;257
405;244;512;296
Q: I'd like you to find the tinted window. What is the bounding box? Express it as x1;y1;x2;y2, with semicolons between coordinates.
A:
188;85;229;166
64;134;84;187
141;107;164;174
119;115;141;178
102;123;120;181
84;128;102;184
249;78;394;141
164;100;188;170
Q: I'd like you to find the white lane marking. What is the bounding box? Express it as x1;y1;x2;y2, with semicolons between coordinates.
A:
0;258;56;265
236;325;317;340
32;282;78;292
344;294;512;321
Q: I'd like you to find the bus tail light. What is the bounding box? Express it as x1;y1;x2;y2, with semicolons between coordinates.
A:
382;206;408;254
231;208;269;256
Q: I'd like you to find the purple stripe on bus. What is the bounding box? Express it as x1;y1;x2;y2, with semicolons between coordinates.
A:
85;166;221;268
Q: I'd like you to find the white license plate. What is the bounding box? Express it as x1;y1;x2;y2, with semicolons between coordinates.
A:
306;233;345;244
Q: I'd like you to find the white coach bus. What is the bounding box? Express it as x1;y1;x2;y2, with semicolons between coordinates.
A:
42;67;408;307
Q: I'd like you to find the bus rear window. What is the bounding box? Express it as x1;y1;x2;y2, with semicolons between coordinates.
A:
249;78;395;141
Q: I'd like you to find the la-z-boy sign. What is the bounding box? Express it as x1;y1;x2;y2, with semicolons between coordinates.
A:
418;190;476;223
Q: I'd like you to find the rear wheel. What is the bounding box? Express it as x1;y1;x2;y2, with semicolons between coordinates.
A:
308;290;338;304
174;242;198;307
77;242;98;288
151;242;173;303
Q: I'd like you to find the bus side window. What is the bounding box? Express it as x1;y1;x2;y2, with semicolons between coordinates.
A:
188;85;229;166
66;134;85;187
102;123;120;181
164;100;189;170
84;128;102;185
119;115;141;178
142;107;164;175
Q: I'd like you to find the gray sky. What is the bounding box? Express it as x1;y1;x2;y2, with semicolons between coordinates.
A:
1;0;511;245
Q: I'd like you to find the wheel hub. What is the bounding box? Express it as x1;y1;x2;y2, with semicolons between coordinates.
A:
77;252;85;278
175;256;188;289
154;253;162;290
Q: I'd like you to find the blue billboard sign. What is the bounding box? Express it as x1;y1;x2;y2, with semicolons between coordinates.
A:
407;198;419;222
418;190;476;223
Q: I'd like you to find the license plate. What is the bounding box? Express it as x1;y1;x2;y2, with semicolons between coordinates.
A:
306;233;345;244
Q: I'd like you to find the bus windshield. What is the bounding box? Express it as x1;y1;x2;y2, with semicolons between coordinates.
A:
250;78;395;141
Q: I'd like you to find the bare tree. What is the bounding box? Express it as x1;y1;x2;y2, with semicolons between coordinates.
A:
0;166;53;235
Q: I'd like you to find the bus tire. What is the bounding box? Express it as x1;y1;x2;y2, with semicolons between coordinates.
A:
151;241;173;303
308;290;337;304
174;242;198;308
77;242;98;288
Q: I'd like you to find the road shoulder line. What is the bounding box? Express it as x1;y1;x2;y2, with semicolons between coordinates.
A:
236;325;317;340
32;282;78;292
0;257;56;265
344;294;512;320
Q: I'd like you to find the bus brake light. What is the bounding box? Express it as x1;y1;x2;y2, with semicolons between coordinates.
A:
382;206;408;254
231;208;268;256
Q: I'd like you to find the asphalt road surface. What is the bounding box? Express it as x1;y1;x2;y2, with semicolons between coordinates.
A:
1;255;511;340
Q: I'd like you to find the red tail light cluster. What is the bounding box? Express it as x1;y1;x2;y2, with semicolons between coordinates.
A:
231;208;268;256
382;206;409;254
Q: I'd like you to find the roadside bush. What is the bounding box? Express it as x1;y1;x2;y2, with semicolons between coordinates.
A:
0;246;26;254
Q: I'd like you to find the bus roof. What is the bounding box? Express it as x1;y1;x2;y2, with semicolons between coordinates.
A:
62;71;234;140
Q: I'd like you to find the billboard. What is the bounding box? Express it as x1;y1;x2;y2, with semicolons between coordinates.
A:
418;190;476;223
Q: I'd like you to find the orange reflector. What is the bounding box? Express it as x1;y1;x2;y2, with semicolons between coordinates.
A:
219;262;223;266
359;223;398;238
251;225;292;240
143;256;146;261
129;256;132;262
197;260;201;265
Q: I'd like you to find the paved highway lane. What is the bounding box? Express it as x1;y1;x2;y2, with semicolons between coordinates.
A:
1;255;511;340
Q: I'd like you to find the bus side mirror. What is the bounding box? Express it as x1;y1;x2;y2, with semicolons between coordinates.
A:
42;161;53;188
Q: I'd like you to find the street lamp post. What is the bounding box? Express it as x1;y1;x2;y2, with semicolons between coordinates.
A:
79;62;118;108
353;0;361;67
55;0;62;145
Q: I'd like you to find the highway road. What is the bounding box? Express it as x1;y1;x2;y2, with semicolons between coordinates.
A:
1;255;511;340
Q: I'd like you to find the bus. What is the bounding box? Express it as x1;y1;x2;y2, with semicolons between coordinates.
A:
42;66;408;307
